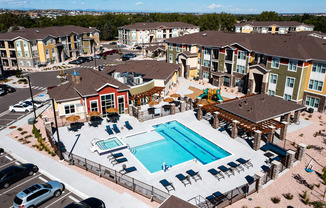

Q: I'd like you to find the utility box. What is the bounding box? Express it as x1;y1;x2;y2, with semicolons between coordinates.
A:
28;118;35;125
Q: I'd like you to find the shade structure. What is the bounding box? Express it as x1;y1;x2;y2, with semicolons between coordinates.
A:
87;111;101;117
148;100;159;106
106;108;119;113
65;115;80;122
163;97;174;103
170;93;181;98
197;100;209;105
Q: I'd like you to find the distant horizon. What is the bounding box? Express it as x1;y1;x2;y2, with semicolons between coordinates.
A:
0;0;325;14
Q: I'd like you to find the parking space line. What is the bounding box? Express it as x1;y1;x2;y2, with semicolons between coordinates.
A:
5;155;13;161
44;192;71;208
0;161;15;169
38;176;48;183
68;195;80;203
0;173;41;196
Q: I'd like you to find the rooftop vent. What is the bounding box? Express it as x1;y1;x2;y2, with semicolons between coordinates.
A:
202;33;207;37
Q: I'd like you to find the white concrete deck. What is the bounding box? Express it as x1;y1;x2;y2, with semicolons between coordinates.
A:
57;111;270;203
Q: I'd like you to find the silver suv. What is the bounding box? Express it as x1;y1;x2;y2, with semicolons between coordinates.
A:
13;181;65;208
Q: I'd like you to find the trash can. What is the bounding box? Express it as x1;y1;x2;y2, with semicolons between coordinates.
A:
28;118;35;125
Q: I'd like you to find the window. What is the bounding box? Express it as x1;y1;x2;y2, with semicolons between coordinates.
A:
198;58;201;65
308;79;323;91
270;74;277;84
52;48;55;55
64;104;75;115
203;60;210;67
24;51;29;57
176;44;180;52
284;94;292;101
32;50;38;56
288;60;297;72
203;71;209;79
26;61;31;66
312;63;326;73
204;48;211;55
19;61;24;66
16;42;20;48
268;90;275;96
90;100;98;112
271;57;280;68
101;94;115;117
237;51;246;60
50;39;53;45
44;40;48;46
236;65;245;74
17;51;22;57
169;54;173;63
305;96;319;108
169;44;172;51
45;49;49;55
286;77;295;88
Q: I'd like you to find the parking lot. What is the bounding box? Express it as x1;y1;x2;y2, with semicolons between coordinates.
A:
0;151;83;208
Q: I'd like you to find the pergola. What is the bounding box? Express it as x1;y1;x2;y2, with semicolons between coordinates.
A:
129;87;165;106
198;94;305;150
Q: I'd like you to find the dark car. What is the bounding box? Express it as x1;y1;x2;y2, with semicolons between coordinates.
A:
110;49;118;54
0;87;6;96
135;46;142;50
109;42;117;45
64;197;106;208
0;84;16;93
81;56;93;62
38;63;47;67
122;53;136;61
98;51;113;56
69;57;86;65
0;164;38;189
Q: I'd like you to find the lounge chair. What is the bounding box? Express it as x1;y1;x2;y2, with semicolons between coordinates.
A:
125;121;133;130
112;124;120;133
110;157;127;165
159;179;175;192
208;168;225;180
218;165;234;177
186;169;202;182
176;173;191;186
105;125;114;135
236;158;253;169
119;164;137;174
206;195;217;205
212;191;226;204
107;152;123;161
228;162;245;173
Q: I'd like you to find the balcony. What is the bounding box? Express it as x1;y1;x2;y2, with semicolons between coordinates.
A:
7;41;15;49
225;50;233;62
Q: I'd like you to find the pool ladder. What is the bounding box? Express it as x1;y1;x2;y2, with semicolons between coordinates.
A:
127;144;137;154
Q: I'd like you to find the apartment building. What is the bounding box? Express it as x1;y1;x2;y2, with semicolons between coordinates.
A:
234;21;314;34
165;31;326;113
118;22;199;46
0;25;100;68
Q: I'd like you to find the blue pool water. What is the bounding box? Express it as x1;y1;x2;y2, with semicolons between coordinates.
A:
132;121;231;173
96;137;123;150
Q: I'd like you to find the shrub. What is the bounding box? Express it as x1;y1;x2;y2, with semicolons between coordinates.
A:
310;184;314;190
271;197;280;204
313;132;318;137
319;115;322;120
311;201;326;208
301;112;306;116
284;193;293;200
24;135;32;139
306;145;311;149
299;133;304;137
304;198;310;205
302;190;308;199
17;127;23;131
305;118;309;120
308;114;312;118
316;183;320;188
20;131;27;135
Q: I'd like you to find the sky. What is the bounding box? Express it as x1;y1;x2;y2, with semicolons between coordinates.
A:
0;0;325;14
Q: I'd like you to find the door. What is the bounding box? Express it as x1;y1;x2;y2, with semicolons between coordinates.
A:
117;96;125;114
253;73;263;93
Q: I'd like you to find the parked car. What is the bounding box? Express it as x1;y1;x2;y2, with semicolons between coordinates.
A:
110;49;118;54
63;197;106;208
0;84;16;93
98;50;113;56
122;53;136;61
13;181;65;208
9;104;33;112
118;44;126;48
0;87;6;96
93;54;101;59
69;57;86;64
37;63;47;67
135;46;142;50
109;42;117;45
21;100;43;108
81;56;93;62
0;163;38;189
0;75;5;81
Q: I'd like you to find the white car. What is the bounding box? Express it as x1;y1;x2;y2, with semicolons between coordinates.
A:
9;104;33;113
19;100;43;108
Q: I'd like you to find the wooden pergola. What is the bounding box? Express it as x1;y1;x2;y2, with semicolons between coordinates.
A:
129;87;165;106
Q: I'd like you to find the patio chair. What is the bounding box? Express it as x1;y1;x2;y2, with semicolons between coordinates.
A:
208;168;225;180
186;169;202;182
236;158;253;169
67;126;72;131
212;191;226;204
159;179;175;192
119;164;137;174
228;162;245;173
110;157;127;165
175;173;191;186
112;124;120;133
105;125;114;135
107;152;123;161
206;195;217;205
125;121;133;130
218;165;234;177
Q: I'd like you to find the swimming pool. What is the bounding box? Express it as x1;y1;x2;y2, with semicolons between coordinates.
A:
91;137;127;155
130;121;231;173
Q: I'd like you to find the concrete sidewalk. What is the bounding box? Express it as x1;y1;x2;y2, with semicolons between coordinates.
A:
0;109;154;208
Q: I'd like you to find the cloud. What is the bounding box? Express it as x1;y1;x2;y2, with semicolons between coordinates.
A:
71;1;76;3
81;1;85;5
230;8;240;11
207;3;223;9
248;8;257;12
135;2;143;6
0;0;29;6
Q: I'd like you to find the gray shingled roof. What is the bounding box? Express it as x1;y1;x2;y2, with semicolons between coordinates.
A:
0;25;98;41
165;30;326;60
119;22;198;30
234;21;313;27
104;60;179;80
217;94;305;123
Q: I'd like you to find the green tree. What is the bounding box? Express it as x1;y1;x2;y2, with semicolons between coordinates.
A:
256;11;279;21
101;21;114;40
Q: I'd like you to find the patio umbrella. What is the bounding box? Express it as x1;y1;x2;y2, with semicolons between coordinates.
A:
106;108;119;113
170;93;181;98
65;115;80;122
197;100;208;105
87;111;101;117
148;100;159;106
163;97;174;103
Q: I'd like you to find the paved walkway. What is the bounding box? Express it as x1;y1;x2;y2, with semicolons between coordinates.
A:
0;107;153;208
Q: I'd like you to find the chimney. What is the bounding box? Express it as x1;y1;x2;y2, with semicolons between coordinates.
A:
71;70;81;84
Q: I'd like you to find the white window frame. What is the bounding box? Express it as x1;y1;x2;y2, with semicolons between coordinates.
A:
286;77;295;88
169;44;172;51
19;61;24;66
236;65;245;74
288;60;297;72
64;104;75;115
305;96;320;109
284;94;292;101
268;90;275;96
45;49;49;55
270;74;278;84
90;100;98;112
237;51;246;60
308;79;323;91
169;54;173;63
271;57;280;69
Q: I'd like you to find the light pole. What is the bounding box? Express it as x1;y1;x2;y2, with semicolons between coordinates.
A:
51;98;64;160
25;75;37;119
94;43;97;69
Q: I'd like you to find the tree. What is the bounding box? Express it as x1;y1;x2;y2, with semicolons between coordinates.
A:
256;11;279;21
101;21;113;40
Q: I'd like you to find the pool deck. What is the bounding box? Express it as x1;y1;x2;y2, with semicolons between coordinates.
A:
57;110;273;203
